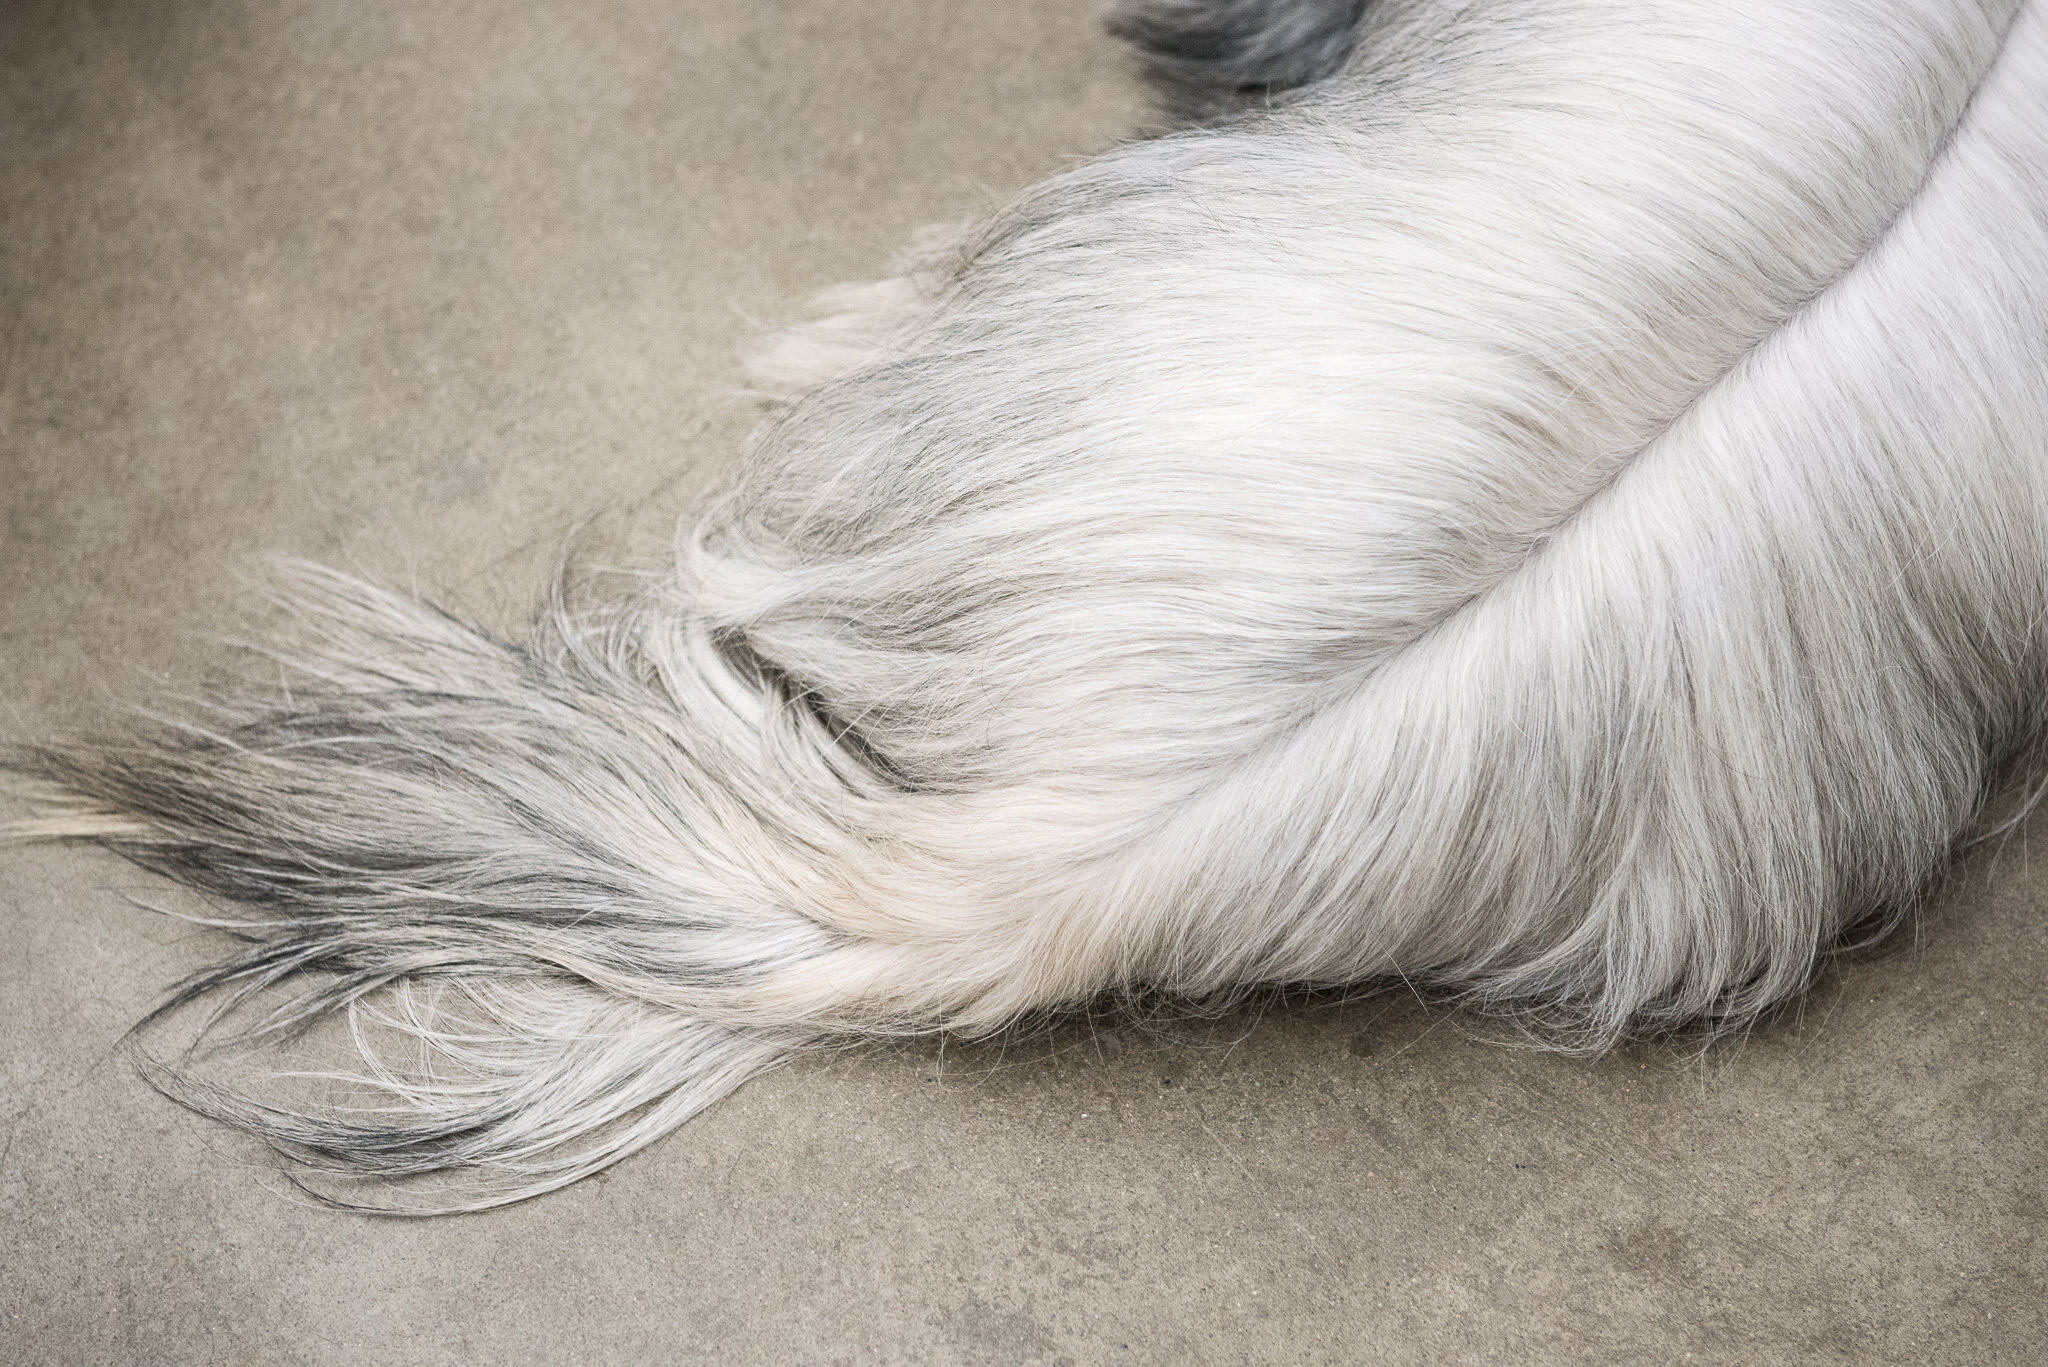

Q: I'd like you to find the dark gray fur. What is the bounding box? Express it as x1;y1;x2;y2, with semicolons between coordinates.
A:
1107;0;1372;120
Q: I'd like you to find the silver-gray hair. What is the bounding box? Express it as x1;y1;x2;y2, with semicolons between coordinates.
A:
10;0;2048;1211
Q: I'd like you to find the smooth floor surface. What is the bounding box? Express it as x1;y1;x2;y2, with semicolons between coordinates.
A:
3;2;2043;1362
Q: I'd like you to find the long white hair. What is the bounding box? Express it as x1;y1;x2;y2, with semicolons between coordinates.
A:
10;0;2047;1211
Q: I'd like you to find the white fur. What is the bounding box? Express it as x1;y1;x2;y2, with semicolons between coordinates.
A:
696;0;2046;1031
13;0;2047;1209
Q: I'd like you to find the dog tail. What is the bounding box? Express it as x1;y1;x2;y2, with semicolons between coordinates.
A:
3;562;912;1211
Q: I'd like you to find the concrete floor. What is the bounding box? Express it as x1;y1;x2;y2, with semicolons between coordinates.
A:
3;1;2043;1361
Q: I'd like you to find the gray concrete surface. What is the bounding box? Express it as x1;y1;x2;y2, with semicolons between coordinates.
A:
2;1;2043;1361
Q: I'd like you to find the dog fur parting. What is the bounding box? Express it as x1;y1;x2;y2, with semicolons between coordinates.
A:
8;0;2048;1211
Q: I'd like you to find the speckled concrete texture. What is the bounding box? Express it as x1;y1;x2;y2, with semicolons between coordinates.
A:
3;2;2043;1362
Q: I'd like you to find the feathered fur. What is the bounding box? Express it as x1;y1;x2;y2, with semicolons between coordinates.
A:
9;0;2048;1211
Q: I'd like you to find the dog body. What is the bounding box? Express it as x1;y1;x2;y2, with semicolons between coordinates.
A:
14;0;2048;1208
